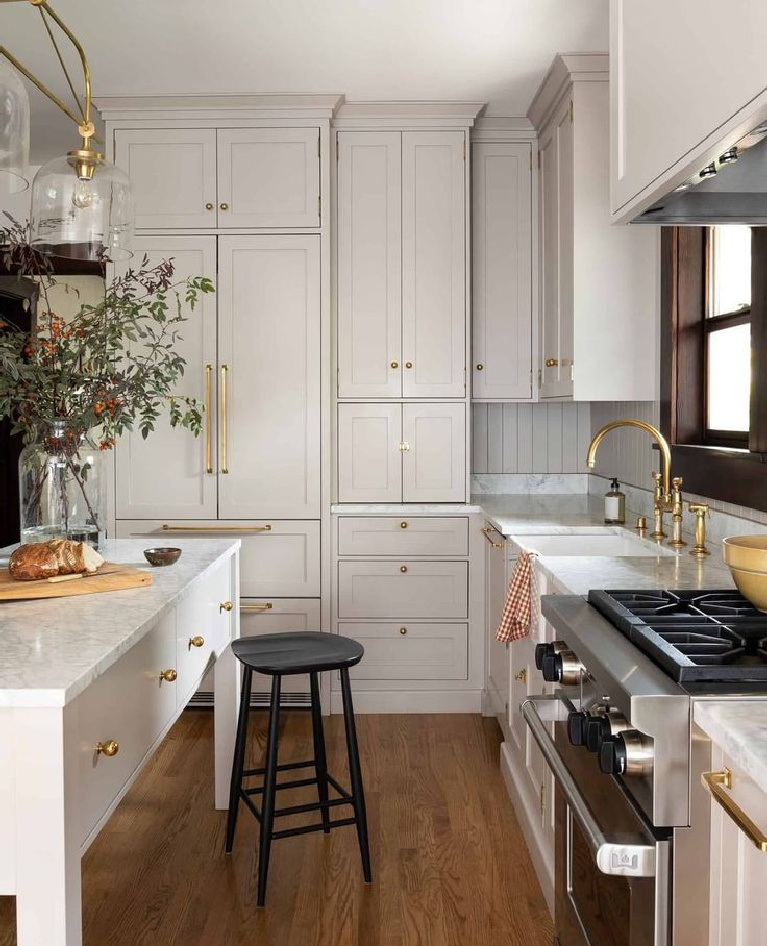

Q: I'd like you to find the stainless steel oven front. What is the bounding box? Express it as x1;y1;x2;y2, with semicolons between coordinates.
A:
523;696;672;946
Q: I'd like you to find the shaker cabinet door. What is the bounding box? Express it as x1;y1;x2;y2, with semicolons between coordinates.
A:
336;131;402;398
337;403;402;503
114;235;218;520
216;128;320;228
401;131;466;398
402;403;466;503
114;129;217;229
217;235;321;519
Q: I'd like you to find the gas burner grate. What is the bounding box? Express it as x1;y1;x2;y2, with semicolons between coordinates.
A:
587;589;767;684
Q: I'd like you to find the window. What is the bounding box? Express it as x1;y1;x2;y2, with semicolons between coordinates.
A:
661;226;767;512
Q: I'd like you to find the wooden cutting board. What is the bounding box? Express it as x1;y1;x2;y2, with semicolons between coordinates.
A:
0;562;152;601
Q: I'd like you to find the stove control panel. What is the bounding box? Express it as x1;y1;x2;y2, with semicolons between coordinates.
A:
537;642;584;685
584;709;631;752
599;731;654;777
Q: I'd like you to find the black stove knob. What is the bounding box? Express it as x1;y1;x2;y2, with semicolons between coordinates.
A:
599;736;627;776
585;715;610;752
540;652;560;682
534;643;550;671
567;711;589;746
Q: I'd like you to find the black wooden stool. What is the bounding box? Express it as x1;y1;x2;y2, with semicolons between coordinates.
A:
225;631;371;906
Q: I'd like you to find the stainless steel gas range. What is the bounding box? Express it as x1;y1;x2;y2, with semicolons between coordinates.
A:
527;589;767;946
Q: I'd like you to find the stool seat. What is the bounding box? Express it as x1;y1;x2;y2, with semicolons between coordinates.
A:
232;632;364;676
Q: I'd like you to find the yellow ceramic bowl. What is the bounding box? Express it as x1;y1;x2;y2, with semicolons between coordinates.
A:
722;535;767;612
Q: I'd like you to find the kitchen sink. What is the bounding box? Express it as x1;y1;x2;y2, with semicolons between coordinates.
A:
514;531;675;558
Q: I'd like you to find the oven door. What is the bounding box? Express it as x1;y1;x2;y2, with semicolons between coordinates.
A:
523;696;671;946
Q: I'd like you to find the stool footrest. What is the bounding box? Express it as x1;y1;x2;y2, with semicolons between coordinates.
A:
272;817;359;841
242;758;314;778
274;795;354;819
243;775;318;795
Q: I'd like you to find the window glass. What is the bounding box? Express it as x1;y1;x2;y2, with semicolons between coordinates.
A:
708;225;751;318
707;323;750;432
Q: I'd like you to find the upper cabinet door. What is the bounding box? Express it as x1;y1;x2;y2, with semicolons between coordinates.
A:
538;99;574;399
216;128;320;228
114;129;217;229
401;131;466;398
217;235;321;519
337;131;402;398
402;403;466;503
115;236;218;519
337;403;402;504
472;142;533;400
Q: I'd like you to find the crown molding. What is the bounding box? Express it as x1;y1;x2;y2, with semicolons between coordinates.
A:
96;94;345;122
471;116;536;142
333;100;485;129
527;53;608;131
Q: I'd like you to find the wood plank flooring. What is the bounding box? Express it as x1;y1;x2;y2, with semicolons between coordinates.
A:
0;711;553;946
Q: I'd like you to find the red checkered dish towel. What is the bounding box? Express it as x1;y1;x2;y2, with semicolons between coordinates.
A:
496;550;539;643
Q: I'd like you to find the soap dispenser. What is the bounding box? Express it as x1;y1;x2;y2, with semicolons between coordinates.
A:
604;478;626;524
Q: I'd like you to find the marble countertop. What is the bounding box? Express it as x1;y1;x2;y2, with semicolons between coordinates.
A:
0;539;238;708
474;493;610;534
332;503;484;515
694;702;767;795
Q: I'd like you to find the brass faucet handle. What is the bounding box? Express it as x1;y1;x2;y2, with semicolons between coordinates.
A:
689;502;709;516
689;502;710;557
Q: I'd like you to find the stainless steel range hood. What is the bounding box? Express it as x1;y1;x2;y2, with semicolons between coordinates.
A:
634;123;767;225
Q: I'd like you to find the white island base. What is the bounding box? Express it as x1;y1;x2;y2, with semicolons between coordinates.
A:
0;539;241;946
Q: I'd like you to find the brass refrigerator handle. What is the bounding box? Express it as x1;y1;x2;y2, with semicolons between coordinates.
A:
220;364;229;474
161;524;272;533
702;769;767;852
205;364;213;473
240;603;274;612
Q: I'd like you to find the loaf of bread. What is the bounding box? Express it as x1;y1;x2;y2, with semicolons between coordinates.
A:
9;540;104;581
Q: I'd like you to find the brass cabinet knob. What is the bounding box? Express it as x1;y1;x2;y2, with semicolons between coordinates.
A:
405;361;413;369
220;202;229;210
476;364;484;371
188;636;205;649
220;601;234;613
159;669;178;683
400;521;408;529
400;565;408;573
400;627;407;635
390;361;399;369
205;202;214;210
514;668;527;683
545;358;559;367
96;740;119;757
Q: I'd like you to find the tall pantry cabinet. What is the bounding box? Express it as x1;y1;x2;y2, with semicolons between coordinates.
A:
100;95;339;706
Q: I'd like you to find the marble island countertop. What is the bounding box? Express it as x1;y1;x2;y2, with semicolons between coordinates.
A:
694;702;767;796
0;538;238;708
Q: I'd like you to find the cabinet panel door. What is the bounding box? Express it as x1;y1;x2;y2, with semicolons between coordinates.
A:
339;622;468;680
217;235;320;519
338;561;468;619
114;129;217;229
402;403;465;503
337;131;402;398
539;100;574;399
402;131;466;397
216;128;320;228
114;236;218;519
241;599;321;695
485;527;509;720
337;403;401;503
472;143;532;399
337;516;468;557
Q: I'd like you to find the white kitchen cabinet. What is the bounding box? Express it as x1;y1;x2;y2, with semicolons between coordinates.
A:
336;132;402;398
336;129;466;398
337;402;466;503
217;234;320;519
338;516;468;557
217;128;320;228
114;129;218;229
340;622;468;680
471;143;533;400
240;599;321;697
529;54;657;401
115;236;218;520
610;0;767;222
337;560;468;620
484;521;509;726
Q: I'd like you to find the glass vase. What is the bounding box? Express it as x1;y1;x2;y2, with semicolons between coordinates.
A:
18;424;106;550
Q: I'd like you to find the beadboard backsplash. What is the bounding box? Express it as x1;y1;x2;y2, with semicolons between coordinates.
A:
589;400;661;488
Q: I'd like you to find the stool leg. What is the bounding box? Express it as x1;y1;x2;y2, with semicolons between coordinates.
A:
309;671;331;833
257;674;282;907
340;667;372;883
225;665;253;854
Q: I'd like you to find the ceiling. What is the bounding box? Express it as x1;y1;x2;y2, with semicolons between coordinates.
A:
2;0;608;163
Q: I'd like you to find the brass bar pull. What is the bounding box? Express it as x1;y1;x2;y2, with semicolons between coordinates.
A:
702;768;767;852
220;363;229;474
482;526;505;548
205;364;213;473
240;603;274;612
162;524;272;533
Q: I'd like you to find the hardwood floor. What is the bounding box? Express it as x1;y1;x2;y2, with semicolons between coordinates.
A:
0;711;553;946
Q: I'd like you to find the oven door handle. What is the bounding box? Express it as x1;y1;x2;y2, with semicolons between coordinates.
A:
522;695;657;878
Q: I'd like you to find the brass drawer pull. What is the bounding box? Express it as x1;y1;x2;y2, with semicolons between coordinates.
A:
220;202;229;210
399;627;407;635
400;565;408;573
162;524;272;533
514;668;527;683
205;202;214;211
476;364;484;371
220;601;234;613
405;361;413;369
188;636;205;649
205;364;213;473
240;603;274;612
220;364;229;474
96;740;119;757
545;358;559;368
159;669;178;683
702;768;767;852
390;361;399;369
400;521;408;529
398;441;410;452
482;526;504;548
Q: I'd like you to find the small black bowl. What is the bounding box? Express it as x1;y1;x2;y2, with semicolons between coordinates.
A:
143;547;182;567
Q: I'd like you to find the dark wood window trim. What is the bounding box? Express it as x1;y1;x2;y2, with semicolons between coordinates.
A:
660;226;767;512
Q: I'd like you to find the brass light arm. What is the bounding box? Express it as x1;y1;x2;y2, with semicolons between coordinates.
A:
586;420;673;502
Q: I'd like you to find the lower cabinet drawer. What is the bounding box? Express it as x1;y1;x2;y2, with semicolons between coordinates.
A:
339;622;468;680
337;561;468;619
114;519;320;597
337;516;469;556
240;598;321;696
76;613;177;842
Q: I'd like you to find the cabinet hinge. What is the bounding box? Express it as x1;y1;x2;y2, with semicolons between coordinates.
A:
569;100;573;123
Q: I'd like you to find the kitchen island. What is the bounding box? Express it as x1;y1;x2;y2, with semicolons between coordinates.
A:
0;539;240;946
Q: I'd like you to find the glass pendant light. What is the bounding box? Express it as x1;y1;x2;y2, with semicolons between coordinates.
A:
0;56;31;196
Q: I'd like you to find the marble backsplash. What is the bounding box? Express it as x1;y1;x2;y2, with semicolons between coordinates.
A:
471;473;590;494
